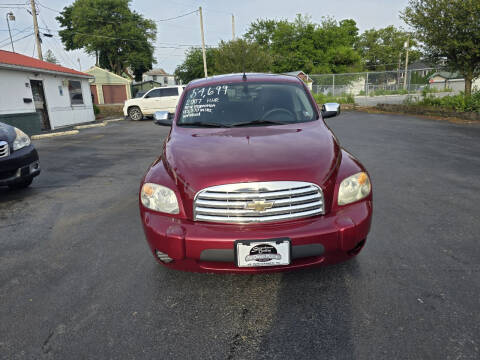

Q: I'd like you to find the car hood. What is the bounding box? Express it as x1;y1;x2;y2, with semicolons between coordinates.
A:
0;122;15;144
160;120;341;199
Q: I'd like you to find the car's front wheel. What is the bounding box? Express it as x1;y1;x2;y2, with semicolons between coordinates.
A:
8;178;33;190
128;106;143;121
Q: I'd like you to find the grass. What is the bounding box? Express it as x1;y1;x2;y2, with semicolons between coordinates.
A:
313;93;355;104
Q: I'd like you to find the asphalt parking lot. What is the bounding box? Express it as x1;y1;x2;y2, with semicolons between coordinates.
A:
1;112;479;359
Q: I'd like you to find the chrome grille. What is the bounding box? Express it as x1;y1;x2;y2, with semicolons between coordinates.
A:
194;181;324;224
0;141;9;158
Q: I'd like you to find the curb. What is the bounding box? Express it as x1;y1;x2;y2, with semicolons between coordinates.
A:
74;122;107;130
31;130;79;140
31;118;125;140
103;118;124;123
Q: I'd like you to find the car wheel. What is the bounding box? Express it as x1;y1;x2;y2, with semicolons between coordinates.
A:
8;178;33;190
128;106;143;121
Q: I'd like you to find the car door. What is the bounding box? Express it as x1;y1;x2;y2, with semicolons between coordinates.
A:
141;88;162;115
161;87;181;112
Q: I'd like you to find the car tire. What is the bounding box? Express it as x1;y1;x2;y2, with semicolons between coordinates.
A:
128;106;143;121
8;178;33;190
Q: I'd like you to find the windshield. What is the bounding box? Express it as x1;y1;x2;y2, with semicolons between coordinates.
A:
177;82;317;127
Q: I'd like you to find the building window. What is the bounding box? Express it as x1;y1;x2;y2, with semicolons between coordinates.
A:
164;76;168;84
68;80;84;105
153;75;157;81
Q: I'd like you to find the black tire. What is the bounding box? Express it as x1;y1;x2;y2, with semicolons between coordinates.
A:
128;106;143;121
8;178;33;190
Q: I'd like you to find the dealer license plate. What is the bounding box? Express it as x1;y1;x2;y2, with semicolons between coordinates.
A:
235;238;291;267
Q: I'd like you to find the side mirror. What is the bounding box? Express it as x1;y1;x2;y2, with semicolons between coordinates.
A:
153;111;172;126
321;103;341;118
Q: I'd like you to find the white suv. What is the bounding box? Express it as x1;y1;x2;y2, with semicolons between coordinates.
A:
123;86;184;120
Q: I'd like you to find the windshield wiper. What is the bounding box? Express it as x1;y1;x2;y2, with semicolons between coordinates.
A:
179;121;231;128
230;119;286;127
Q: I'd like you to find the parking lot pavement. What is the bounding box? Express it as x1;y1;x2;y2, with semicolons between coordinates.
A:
0;114;479;359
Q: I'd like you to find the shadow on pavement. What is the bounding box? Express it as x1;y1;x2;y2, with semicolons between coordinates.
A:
256;259;360;359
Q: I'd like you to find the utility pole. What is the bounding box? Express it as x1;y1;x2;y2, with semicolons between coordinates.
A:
30;0;43;60
403;35;410;90
397;52;402;90
199;6;208;78
231;14;235;40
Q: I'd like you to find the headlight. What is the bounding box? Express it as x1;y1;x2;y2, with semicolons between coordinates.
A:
13;127;31;151
140;183;179;214
338;172;371;205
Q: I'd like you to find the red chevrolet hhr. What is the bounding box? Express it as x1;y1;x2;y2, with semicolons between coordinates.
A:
139;73;372;273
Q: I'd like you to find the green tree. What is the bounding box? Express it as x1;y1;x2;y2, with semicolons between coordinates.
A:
402;0;480;95
214;39;272;74
56;0;156;80
245;15;362;74
44;49;59;64
174;47;218;84
356;26;421;71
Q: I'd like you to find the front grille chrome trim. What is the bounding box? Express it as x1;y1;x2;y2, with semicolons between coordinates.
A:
194;181;325;224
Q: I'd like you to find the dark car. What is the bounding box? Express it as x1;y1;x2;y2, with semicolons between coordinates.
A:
139;73;372;273
0;122;40;189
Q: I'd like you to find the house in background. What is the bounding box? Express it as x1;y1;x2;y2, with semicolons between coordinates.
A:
131;80;162;97
0;50;94;135
283;71;313;90
86;66;132;104
428;71;480;92
142;68;177;86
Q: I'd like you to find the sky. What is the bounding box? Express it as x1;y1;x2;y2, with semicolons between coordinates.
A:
0;0;410;74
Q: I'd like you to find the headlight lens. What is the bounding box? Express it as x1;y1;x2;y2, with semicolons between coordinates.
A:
140;183;179;214
13;127;31;151
338;172;371;205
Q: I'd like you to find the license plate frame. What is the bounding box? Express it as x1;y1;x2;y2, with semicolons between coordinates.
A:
235;237;291;268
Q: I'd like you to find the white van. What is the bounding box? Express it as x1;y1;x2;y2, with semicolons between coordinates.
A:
123;86;184;120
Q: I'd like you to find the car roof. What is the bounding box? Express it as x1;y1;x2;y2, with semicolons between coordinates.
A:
187;73;303;88
148;85;183;91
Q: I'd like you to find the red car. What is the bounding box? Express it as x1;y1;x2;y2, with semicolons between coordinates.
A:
139;73;372;273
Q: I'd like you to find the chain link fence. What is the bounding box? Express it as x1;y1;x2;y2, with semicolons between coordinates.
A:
309;68;457;106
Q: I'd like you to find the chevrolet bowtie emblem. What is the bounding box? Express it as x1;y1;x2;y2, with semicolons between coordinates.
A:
245;200;274;212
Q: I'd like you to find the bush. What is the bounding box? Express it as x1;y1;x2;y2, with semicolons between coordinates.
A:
404;90;480;112
313;93;354;104
421;87;453;96
93;104;100;115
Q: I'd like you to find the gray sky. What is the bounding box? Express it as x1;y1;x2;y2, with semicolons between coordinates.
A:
0;0;410;74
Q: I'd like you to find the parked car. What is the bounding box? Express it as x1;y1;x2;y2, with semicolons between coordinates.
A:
123;85;184;120
0;122;40;189
139;73;372;273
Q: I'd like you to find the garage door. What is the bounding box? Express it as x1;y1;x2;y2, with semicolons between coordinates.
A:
102;85;127;104
90;85;99;105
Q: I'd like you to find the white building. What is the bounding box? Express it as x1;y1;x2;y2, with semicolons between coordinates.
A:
428;71;480;93
0;50;95;135
142;68;177;86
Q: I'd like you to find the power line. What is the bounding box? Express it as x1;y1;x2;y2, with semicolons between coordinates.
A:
35;1;59;13
155;9;198;22
0;24;32;44
36;1;198;23
37;27;214;47
0;32;33;48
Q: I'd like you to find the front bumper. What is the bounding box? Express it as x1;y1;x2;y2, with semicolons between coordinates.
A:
141;200;372;273
0;145;40;186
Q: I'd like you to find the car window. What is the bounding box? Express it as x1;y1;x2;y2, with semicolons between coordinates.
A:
178;82;316;127
145;89;161;98
161;88;179;97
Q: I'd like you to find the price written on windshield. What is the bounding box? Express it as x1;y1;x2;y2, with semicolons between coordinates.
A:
190;85;228;98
